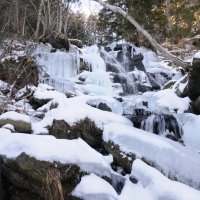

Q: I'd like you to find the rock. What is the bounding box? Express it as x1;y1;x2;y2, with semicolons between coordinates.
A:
68;39;83;48
49;118;103;148
173;75;188;97
1;153;85;200
39;32;70;51
0;80;11;95
106;63;120;73
0;57;38;91
125;109;151;129
130;54;145;72
188;57;200;100
0;111;31;133
0;158;4;200
162;80;177;89
104;141;135;173
104;46;112;52
193;96;200;113
97;103;112;112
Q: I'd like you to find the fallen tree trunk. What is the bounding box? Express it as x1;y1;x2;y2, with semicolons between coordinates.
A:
94;0;189;68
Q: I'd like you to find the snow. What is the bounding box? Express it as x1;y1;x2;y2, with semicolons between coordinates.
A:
33;83;66;100
0;111;31;124
193;51;200;59
0;80;10;91
103;123;200;189
131;159;200;200
72;173;118;200
33;99;132;134
2;124;15;132
85;70;112;88
81;45;106;71
123;89;191;115
87;96;123;115
119;179;154;200
177;113;200;152
0;128;12;135
77;84;114;96
0;132;112;177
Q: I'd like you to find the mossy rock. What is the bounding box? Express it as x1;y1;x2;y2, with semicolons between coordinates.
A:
188;58;200;100
48;118;103;148
0;118;31;133
104;141;135;173
1;153;85;200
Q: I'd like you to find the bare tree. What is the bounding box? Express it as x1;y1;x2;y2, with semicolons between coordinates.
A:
94;0;188;68
34;0;44;38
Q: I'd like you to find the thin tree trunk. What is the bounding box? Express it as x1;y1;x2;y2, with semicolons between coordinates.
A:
14;0;19;33
22;5;27;37
58;0;63;33
94;0;188;68
35;0;43;38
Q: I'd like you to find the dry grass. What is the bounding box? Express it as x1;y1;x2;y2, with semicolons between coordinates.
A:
41;167;64;200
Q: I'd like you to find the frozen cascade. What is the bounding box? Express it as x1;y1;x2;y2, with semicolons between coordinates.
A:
101;42;162;95
141;114;182;141
34;42;165;95
80;45;106;71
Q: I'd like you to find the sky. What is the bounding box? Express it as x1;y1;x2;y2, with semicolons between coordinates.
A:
71;0;103;16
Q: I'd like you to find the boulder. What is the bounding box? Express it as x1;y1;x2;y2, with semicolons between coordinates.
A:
0;111;31;133
173;75;188;97
104;141;135;173
193;96;200;113
0;57;38;91
188;57;200;100
48;118;103;148
68;39;83;48
39;32;70;51
1;153;85;200
97;103;112;112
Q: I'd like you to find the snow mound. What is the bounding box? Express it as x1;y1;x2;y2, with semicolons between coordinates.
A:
103;123;200;189
131;159;200;200
34;83;66;100
119;179;154;200
0;111;31;123
72;173;118;200
33;100;132;134
0;132;112;177
177;113;200;152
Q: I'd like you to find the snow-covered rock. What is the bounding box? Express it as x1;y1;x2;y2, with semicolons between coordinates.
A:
0;132;112;178
177;113;200;152
0;111;31;133
71;173;118;200
103;123;200;189
130;159;200;200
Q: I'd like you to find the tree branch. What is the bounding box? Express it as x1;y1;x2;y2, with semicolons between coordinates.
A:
94;0;189;68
